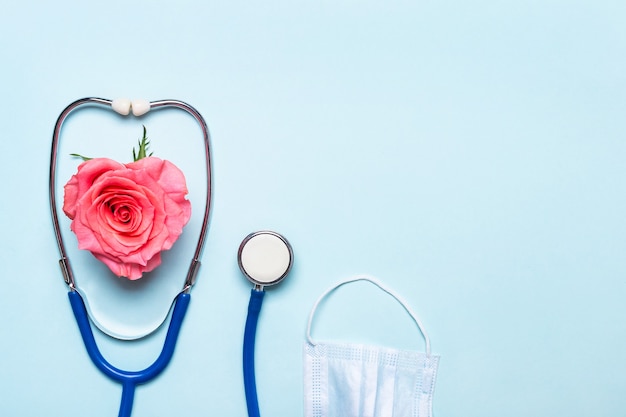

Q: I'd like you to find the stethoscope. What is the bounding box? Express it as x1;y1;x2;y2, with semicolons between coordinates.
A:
49;97;211;417
237;231;294;417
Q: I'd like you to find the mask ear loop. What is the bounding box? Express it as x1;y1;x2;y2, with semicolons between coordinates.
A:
306;274;432;355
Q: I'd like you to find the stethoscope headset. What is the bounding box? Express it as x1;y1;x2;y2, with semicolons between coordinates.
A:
49;97;212;417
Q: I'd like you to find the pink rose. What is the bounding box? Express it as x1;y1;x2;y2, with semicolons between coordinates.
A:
63;157;191;280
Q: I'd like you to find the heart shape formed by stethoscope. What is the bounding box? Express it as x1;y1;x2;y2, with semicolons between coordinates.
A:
50;98;212;340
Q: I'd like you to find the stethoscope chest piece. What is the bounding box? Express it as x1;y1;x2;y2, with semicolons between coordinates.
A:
238;231;293;288
238;230;293;417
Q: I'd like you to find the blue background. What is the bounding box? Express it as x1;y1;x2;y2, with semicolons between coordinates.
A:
1;1;626;416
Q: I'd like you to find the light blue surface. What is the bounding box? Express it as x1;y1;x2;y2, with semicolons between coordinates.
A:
1;1;626;416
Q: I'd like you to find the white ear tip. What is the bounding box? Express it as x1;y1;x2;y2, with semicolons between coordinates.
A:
112;98;131;115
131;99;151;116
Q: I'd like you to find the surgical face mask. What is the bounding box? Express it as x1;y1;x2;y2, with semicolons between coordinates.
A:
304;276;439;417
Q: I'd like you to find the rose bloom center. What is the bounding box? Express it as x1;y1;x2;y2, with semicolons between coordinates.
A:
103;194;144;232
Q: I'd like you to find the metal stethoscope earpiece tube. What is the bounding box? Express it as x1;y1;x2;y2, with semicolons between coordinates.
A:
49;97;212;417
238;231;293;417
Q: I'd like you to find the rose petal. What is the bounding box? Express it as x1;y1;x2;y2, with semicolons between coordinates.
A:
63;158;125;219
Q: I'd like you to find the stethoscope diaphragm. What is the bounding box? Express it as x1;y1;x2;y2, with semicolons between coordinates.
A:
238;230;293;288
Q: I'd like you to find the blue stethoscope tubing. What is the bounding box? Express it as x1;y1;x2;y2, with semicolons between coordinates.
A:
49;97;212;417
243;289;265;417
69;291;190;416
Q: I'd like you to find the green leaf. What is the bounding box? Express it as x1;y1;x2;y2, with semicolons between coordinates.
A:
70;153;92;161
71;126;154;163
133;125;152;162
